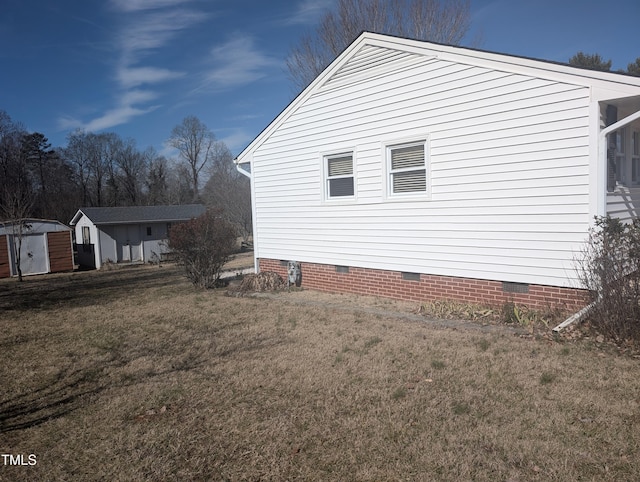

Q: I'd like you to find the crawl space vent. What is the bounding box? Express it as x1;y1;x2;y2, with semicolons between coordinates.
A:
502;282;529;294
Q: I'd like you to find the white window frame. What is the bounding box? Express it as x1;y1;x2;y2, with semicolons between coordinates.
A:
632;130;640;185
615;128;626;184
322;151;356;201
384;138;429;199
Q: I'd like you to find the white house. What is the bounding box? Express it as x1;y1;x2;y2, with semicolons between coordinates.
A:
234;32;640;309
0;219;73;278
69;205;205;269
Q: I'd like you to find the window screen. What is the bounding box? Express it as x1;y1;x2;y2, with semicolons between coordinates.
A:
326;154;354;198
389;143;426;194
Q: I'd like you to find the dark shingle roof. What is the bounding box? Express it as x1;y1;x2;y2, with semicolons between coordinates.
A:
72;205;205;225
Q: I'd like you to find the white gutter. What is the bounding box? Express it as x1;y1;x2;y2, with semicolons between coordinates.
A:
236;162;251;179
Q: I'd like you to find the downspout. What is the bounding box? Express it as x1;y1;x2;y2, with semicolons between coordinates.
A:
554;106;640;333
235;160;258;274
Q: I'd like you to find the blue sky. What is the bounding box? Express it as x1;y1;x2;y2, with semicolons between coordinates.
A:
1;0;639;156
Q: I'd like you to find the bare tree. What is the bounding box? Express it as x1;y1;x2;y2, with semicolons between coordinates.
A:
63;130;111;207
287;0;473;90
202;143;252;240
146;154;170;205
166;163;196;205
168;116;217;201
0;112;33;281
1;192;34;282
115;139;149;205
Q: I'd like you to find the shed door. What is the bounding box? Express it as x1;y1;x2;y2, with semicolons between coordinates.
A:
128;226;142;262
18;234;48;275
115;226;130;262
115;225;142;263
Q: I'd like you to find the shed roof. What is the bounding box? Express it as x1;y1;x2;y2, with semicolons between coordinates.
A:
70;205;205;226
0;218;71;235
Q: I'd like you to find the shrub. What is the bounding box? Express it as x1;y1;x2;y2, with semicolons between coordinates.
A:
168;209;237;289
577;216;640;343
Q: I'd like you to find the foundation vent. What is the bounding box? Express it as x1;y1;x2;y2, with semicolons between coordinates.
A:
402;272;421;281
502;282;529;294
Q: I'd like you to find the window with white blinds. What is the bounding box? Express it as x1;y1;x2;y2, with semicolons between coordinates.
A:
388;142;426;195
325;153;354;198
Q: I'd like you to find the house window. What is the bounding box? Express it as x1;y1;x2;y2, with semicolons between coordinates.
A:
146;227;152;236
325;153;354;198
387;142;427;195
82;226;90;245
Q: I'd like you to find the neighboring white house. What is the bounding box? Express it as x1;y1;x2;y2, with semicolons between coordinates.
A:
0;219;74;278
234;32;640;309
69;205;205;269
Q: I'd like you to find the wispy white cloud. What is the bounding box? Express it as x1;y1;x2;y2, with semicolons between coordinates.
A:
61;1;206;133
283;0;334;25
82;104;160;132
232;113;264;121
119;89;159;105
117;66;185;88
198;35;281;92
117;9;206;65
57;90;160;132
218;127;254;153
57;116;84;131
110;0;191;12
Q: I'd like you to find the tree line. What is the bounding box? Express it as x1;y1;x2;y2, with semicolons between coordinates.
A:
569;52;640;75
0;112;252;239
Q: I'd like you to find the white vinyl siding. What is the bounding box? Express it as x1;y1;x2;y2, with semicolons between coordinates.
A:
249;43;596;288
325;153;354;198
388;142;427;195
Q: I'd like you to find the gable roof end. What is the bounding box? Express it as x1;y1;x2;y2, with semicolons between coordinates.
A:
235;31;640;165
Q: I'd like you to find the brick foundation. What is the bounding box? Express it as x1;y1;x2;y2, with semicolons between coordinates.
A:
259;258;588;311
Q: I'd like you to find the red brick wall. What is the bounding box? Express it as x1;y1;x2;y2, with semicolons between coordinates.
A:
47;231;74;273
0;235;9;278
259;258;588;311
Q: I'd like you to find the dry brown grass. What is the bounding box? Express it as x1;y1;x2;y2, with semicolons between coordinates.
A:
1;265;640;481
